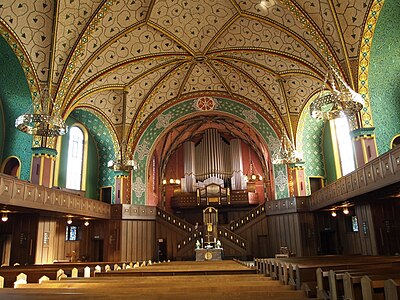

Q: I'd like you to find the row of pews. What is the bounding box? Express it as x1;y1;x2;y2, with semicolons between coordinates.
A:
0;260;313;299
254;255;400;300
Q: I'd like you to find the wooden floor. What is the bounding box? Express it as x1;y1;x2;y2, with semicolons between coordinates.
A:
1;260;314;299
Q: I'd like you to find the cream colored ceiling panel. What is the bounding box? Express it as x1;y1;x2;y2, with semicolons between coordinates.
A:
141;64;192;118
211;60;282;120
182;62;227;93
79;89;123;125
69;0;150;82
280;74;321;114
52;0;102;84
148;0;238;53
238;0;324;55
215;50;323;74
1;0;54;82
223;59;284;112
335;0;370;58
125;63;181;124
79;57;179;93
210;17;322;68
77;24;185;85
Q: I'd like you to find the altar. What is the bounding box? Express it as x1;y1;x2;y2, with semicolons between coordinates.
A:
195;248;223;261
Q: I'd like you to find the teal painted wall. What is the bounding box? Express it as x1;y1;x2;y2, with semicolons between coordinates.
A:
71;109;116;203
300;111;326;195
0;36;33;180
323;122;337;184
369;0;400;154
0;99;4;160
56;116;99;200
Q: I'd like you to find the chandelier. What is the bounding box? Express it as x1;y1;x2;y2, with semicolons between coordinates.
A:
15;86;67;136
244;161;262;182
272;134;303;165
310;65;364;120
107;141;137;172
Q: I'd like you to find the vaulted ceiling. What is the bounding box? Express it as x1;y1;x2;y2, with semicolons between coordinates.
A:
0;0;376;159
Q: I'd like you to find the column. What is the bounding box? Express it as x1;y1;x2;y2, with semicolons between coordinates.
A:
30;147;57;187
351;128;378;168
114;171;131;204
288;162;306;197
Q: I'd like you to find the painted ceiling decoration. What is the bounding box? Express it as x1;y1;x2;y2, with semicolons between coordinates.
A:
0;0;382;163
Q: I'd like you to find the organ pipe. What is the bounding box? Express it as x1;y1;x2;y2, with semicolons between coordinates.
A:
194;129;232;182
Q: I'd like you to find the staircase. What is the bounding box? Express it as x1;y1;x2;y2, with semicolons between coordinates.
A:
228;203;266;232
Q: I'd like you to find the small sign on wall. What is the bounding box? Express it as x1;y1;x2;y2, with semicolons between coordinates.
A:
43;232;50;246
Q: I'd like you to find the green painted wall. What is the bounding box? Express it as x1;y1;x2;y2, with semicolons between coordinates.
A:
323;122;337;184
57;116;99;200
369;0;400;154
71;109;116;203
300;110;326;195
0;99;4;160
0;36;33;180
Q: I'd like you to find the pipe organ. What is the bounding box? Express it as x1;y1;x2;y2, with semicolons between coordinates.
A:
194;129;232;183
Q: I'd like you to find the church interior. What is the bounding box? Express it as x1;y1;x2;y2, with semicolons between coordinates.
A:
0;0;399;297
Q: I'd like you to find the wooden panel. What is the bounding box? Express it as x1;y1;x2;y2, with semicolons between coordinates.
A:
119;220;155;262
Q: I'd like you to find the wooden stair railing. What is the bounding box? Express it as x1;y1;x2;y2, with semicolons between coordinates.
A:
217;225;247;251
156;207;194;234
228;203;266;232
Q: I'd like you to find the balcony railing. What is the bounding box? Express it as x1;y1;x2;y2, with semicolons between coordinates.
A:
310;146;400;210
0;173;110;219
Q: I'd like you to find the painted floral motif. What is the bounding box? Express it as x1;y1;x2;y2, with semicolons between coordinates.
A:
274;169;288;193
242;109;259;124
193;97;218;111
135;140;150;161
132;176;146;198
155;112;173;129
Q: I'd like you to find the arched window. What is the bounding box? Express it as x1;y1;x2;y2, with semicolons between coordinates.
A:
66;126;84;190
333;117;355;176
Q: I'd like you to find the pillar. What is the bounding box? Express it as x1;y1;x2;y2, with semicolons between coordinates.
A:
351;128;378;168
114;171;131;204
30;147;57;187
288;162;306;197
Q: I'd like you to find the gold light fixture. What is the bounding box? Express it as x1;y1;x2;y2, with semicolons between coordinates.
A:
331;210;337;217
107;90;137;172
1;213;8;222
310;65;364;120
244;161;262;182
343;207;350;215
67;217;73;225
162;178;181;185
272;134;303;165
84;220;90;227
15;86;67;136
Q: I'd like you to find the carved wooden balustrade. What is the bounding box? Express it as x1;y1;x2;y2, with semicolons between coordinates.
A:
309;146;400;210
0;173;110;219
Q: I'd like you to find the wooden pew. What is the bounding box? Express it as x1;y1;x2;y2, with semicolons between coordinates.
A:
361;274;400;300
0;261;135;287
384;278;400;300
